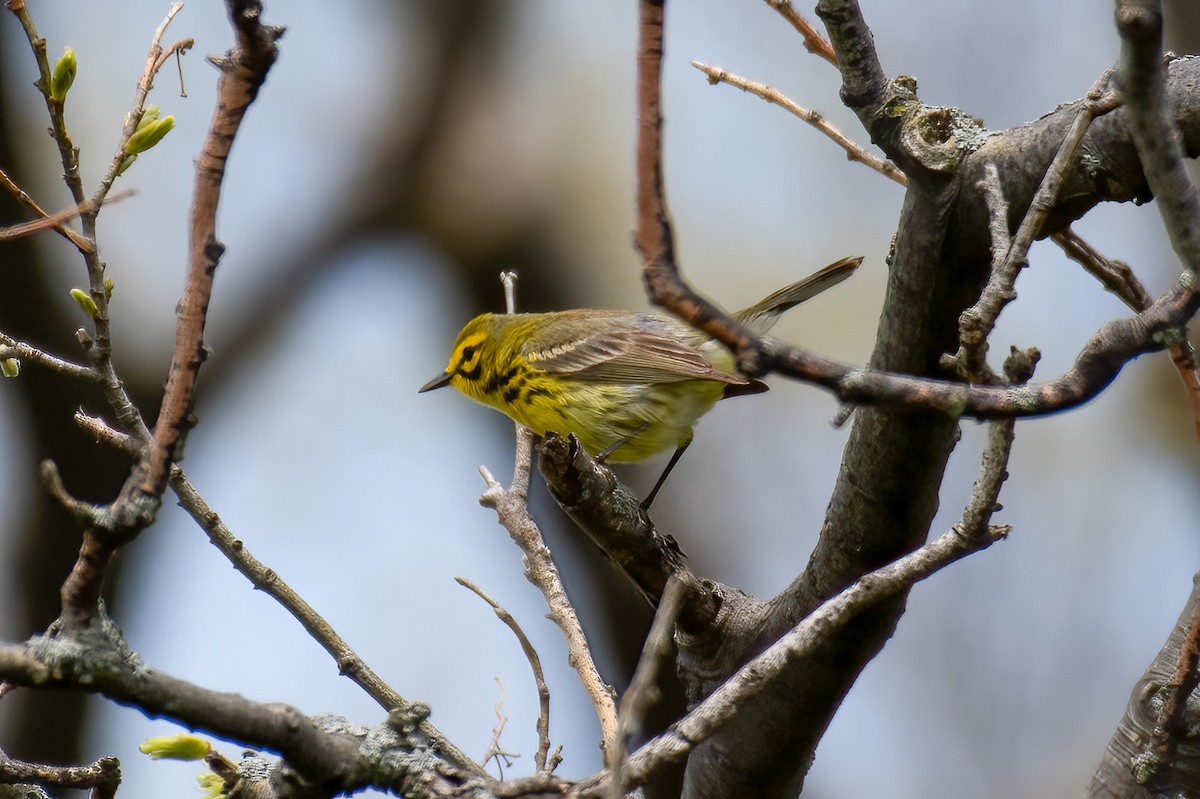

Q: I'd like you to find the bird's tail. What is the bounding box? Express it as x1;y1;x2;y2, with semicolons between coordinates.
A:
733;255;863;334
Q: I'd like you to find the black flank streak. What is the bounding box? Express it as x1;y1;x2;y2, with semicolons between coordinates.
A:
483;366;519;395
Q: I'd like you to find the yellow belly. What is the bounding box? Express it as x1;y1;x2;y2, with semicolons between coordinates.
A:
507;378;726;462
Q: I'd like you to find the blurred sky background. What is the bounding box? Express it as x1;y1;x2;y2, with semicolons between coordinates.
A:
2;2;1199;798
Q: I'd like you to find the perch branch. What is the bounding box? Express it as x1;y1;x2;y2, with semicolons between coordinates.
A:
479;430;620;759
478;270;619;756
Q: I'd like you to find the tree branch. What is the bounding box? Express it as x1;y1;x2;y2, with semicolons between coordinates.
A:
0;749;120;799
71;410;486;780
580;512;1008;796
0;637;489;797
479;428;620;761
55;0;282;630
1116;1;1200;274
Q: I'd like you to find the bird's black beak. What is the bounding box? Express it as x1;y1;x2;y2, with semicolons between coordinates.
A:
418;371;454;393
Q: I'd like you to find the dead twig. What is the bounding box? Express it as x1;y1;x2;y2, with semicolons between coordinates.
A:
456;577;554;773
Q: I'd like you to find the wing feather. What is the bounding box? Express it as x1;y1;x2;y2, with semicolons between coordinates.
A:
522;311;745;385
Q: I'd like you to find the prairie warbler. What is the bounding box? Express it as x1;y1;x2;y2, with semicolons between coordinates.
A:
420;256;861;505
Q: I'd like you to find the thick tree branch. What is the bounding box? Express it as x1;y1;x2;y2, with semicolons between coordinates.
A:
0;638;489;797
1088;579;1200;798
0;749;120;799
577;509;1008;796
537;434;724;633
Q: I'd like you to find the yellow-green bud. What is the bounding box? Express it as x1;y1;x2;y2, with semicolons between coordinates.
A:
0;358;19;378
69;288;100;319
125;115;174;156
138;734;212;761
135;105;161;131
197;772;226;799
50;47;77;102
103;276;114;300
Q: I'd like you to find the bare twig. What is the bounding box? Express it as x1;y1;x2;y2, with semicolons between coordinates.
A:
92;3;188;206
70;410;486;778
609;577;685;798
501;270;519;315
0;749;121;799
139;1;280;498
54;1;283;629
761;0;837;65
1057;228;1200;438
763;279;1198;417
944;72;1118;382
482;678;514;778
635;0;765;374
0;167;97;252
456;577;553;773
0;188;134;243
690;62;906;185
479;432;620;757
0;333;100;383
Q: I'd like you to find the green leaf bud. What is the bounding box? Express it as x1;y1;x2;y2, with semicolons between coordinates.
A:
125;115;175;156
69;288;100;319
50;47;77;102
138;733;213;761
0;358;20;378
197;772;226;799
135;105;161;131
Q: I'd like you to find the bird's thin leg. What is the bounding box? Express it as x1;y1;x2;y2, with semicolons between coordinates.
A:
641;439;690;510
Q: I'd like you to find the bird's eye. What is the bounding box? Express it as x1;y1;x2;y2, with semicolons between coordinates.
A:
460;344;477;362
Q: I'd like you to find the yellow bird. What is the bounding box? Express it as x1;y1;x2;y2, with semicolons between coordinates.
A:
421;256;861;505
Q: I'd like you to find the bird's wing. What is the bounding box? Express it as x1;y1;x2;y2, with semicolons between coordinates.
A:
521;311;745;385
